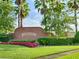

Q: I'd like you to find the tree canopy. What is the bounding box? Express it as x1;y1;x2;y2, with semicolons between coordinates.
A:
35;0;79;37
0;0;15;33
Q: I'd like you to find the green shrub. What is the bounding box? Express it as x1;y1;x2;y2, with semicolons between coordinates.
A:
74;31;79;43
37;38;49;45
37;38;73;46
0;33;14;42
10;39;36;43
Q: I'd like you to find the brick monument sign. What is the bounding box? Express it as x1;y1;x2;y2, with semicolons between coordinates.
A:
14;27;49;40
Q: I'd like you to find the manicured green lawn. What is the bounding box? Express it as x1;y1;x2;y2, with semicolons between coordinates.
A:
56;52;79;59
0;45;79;59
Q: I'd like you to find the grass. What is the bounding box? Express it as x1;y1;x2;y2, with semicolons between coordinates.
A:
0;45;79;59
56;52;79;59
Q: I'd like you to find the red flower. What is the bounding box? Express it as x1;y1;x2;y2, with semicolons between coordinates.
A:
0;42;39;48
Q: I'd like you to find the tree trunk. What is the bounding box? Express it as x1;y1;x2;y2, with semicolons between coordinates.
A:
20;8;23;27
74;9;77;33
18;9;21;27
18;0;23;28
74;0;78;33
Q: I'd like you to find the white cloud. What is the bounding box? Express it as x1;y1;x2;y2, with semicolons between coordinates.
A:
22;0;43;27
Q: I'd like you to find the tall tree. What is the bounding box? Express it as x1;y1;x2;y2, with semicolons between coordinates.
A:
67;0;79;33
15;0;29;27
35;0;73;37
0;0;15;33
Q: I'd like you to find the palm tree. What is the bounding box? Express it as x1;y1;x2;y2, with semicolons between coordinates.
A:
35;0;67;36
15;0;29;27
73;0;78;33
68;0;79;33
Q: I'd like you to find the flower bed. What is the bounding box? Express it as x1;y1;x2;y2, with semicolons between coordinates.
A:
0;42;39;48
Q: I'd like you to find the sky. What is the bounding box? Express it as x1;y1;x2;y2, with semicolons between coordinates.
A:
21;0;42;27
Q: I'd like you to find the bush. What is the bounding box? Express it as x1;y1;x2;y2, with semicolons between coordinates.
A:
0;42;39;48
0;33;14;42
10;39;36;43
37;38;73;46
37;38;49;45
74;31;79;43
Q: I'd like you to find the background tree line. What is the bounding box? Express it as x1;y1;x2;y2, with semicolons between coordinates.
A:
35;0;79;37
0;0;79;37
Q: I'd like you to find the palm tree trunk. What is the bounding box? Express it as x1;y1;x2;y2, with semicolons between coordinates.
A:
74;0;78;33
20;8;23;27
18;0;23;28
18;9;20;27
74;9;77;33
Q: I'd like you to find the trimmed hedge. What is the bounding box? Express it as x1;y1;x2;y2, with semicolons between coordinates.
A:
37;38;73;46
0;33;13;42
